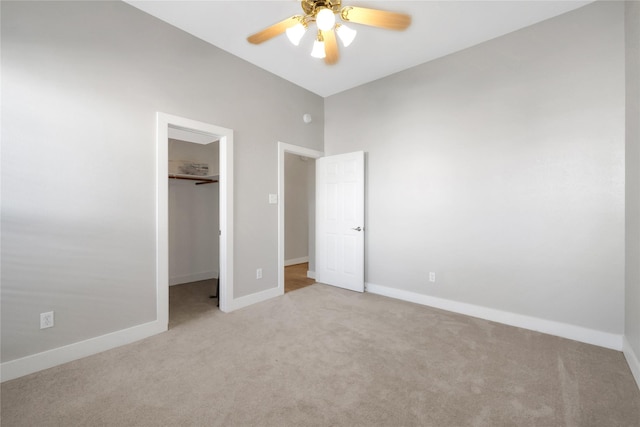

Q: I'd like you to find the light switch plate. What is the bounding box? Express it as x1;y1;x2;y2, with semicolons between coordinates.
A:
269;194;278;204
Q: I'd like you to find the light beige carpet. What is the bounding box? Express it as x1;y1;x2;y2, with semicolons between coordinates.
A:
1;282;639;426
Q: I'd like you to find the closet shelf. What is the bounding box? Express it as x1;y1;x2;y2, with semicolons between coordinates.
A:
169;174;219;185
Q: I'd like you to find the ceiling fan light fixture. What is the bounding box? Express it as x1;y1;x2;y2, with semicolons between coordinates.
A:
335;23;356;47
311;34;326;58
247;1;412;65
286;22;307;46
315;7;335;31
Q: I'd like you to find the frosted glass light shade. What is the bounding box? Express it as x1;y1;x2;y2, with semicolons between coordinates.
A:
316;8;335;31
286;23;306;46
336;24;357;47
311;39;326;58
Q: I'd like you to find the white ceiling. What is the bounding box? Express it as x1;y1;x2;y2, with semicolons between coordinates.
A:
125;0;594;97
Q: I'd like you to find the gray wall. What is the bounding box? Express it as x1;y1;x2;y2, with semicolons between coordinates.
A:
169;178;219;284
169;139;219;285
1;1;323;362
325;1;625;334
284;152;310;263
626;0;640;360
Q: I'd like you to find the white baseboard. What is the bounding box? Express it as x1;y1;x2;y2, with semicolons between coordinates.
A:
1;319;166;383
307;270;316;279
170;270;217;286
227;285;281;312
6;281;627;385
284;257;309;267
365;283;623;351
623;336;640;390
1;280;276;382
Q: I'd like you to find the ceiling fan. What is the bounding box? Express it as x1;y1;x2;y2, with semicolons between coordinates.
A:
247;0;411;65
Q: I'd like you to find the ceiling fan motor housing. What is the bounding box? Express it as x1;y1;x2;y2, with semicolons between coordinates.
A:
302;0;342;17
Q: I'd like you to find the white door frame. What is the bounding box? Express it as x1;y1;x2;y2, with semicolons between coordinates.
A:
277;142;323;295
157;112;234;325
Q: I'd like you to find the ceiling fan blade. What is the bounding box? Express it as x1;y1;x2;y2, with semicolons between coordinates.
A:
323;30;339;65
340;6;411;30
247;16;300;44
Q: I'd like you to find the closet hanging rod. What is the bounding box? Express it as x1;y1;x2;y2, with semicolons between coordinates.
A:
168;174;218;185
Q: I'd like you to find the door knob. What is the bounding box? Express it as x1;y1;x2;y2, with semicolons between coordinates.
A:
352;227;362;232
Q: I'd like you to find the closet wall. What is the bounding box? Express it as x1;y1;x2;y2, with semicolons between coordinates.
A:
284;153;315;268
168;138;220;285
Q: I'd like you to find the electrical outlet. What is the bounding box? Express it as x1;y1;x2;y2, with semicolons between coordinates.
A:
429;272;436;283
256;268;263;279
40;311;54;329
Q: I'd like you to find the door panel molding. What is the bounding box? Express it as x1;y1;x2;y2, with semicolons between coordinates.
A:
316;151;365;292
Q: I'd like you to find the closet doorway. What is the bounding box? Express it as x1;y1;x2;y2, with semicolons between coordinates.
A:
283;152;315;293
168;133;219;325
157;113;234;331
277;142;323;295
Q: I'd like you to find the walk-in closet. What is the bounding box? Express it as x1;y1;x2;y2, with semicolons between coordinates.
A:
168;133;220;325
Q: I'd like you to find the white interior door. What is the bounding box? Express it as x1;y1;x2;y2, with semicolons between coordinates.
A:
316;151;365;292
